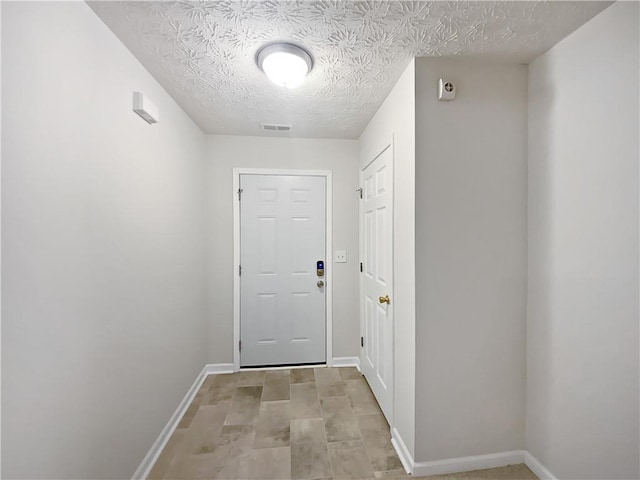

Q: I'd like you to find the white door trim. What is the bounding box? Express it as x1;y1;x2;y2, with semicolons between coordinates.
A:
233;168;333;371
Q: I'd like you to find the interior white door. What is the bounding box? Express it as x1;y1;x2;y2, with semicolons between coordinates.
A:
361;146;394;422
240;174;326;367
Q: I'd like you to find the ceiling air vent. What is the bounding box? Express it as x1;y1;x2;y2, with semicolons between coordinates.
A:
261;123;292;132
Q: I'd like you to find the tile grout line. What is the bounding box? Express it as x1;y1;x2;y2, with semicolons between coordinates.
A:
323;369;353;480
154;368;532;480
290;368;326;480
314;367;334;480
344;372;380;479
158;368;398;480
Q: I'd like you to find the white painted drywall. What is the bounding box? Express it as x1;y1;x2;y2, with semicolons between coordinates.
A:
527;2;639;478
2;3;208;478
206;135;359;363
414;59;528;461
359;60;416;458
0;3;3;476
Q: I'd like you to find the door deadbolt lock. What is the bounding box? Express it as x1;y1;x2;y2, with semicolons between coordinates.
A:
379;295;390;304
317;280;325;288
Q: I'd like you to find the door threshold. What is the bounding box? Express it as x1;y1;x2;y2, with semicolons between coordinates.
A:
240;362;326;371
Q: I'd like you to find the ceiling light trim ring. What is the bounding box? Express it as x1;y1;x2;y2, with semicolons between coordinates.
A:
256;42;314;73
256;43;314;88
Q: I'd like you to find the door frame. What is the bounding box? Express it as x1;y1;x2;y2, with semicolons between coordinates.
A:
359;137;395;427
232;168;333;371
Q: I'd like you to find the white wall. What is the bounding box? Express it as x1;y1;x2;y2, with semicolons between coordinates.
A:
206;135;359;363
2;3;208;478
414;59;528;462
0;3;3;475
359;60;416;458
527;2;639;478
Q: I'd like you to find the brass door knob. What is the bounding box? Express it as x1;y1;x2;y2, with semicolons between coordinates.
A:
379;295;390;304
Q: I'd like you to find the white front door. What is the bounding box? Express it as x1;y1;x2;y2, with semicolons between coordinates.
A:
239;174;327;367
360;145;394;422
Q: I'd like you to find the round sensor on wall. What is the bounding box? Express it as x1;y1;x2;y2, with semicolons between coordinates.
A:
438;78;456;101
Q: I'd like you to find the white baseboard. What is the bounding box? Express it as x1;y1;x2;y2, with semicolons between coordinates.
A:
131;366;209;480
524;451;558;480
389;429;546;479
132;364;238;479
134;361;556;480
412;450;526;477
204;363;235;375
331;356;361;370
391;428;414;474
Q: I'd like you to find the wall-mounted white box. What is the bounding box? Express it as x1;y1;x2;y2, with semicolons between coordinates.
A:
132;91;159;124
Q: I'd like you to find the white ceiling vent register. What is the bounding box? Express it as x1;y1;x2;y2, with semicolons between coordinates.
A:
261;124;292;132
90;1;612;138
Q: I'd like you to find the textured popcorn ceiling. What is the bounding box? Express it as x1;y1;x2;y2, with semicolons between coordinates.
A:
90;1;611;139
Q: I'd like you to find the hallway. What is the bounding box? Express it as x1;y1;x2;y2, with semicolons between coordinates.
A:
148;367;537;480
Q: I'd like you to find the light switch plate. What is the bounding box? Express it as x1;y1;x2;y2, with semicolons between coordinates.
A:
334;250;347;263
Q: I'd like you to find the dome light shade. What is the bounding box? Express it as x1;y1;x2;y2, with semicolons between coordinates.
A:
257;43;313;88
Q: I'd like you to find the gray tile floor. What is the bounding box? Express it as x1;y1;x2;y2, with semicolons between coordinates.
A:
148;367;537;480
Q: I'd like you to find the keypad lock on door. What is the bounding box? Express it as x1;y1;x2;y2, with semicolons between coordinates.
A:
316;260;324;277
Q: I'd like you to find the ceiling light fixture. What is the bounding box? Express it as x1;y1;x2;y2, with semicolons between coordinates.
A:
257;43;313;89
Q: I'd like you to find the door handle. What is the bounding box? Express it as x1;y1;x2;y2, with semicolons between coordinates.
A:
379;295;390;304
317;280;325;288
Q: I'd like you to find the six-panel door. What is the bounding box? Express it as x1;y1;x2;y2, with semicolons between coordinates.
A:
361;147;394;421
240;174;327;367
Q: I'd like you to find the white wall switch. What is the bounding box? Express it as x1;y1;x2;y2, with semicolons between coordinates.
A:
334;250;347;263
